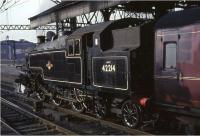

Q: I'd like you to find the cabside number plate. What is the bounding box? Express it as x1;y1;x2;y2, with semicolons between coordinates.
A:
102;64;116;72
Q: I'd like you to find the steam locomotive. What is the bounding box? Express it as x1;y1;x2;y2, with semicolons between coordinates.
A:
16;7;200;132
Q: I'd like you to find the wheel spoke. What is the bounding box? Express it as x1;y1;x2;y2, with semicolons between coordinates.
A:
125;105;130;112
130;110;136;115
131;115;138;121
123;107;128;113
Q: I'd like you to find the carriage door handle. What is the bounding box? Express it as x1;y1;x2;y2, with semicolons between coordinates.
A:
177;71;183;81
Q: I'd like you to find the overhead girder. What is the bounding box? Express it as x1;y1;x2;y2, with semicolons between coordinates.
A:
29;1;125;28
120;1;200;19
50;0;61;5
0;25;58;30
101;8;114;22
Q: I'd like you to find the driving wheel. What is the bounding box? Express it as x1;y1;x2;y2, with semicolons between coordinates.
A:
122;100;142;128
70;88;85;113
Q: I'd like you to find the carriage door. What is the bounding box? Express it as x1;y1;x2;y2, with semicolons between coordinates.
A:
162;42;180;104
155;30;182;105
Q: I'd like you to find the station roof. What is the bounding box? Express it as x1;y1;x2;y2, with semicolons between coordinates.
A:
29;1;200;29
29;1;125;28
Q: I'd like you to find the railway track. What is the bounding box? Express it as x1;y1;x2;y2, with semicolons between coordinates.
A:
1;119;20;135
1;97;76;135
43;103;149;135
1;82;150;135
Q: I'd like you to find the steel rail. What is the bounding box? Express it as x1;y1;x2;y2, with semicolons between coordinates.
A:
0;119;21;135
44;103;149;135
1;97;77;135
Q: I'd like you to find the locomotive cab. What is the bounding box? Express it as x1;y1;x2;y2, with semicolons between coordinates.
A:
69;18;154;127
69;18;154;94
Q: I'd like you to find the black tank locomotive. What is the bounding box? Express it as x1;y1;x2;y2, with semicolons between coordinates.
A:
16;18;154;128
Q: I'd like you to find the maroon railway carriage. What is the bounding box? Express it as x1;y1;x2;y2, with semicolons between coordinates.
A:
154;8;200;123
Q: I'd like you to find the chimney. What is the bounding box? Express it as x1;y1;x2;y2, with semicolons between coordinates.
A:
37;36;45;44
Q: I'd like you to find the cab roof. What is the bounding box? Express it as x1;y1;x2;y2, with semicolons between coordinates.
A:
71;18;145;36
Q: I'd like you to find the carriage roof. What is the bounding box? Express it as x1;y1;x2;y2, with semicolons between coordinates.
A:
155;7;200;29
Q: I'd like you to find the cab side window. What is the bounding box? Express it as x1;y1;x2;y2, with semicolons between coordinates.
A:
164;42;177;69
74;39;80;55
68;39;74;56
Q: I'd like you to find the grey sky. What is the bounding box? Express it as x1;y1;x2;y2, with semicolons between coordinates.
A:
0;0;56;43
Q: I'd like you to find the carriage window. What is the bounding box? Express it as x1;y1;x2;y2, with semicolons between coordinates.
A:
164;43;177;69
74;39;80;55
68;40;74;56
